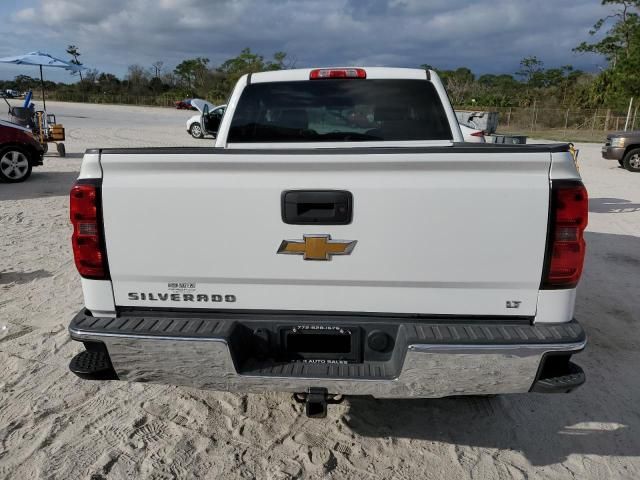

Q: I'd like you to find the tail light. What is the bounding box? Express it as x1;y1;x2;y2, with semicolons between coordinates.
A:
542;181;588;289
470;130;485;137
70;180;109;279
310;68;366;79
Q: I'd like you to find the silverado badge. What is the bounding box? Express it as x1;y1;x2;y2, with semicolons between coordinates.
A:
277;234;357;261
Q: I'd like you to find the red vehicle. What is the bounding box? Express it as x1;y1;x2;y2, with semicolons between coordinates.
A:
0;119;44;182
174;98;196;110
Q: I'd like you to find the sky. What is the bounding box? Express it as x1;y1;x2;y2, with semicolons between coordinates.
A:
0;0;610;83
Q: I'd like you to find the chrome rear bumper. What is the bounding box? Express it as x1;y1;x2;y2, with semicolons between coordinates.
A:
69;309;586;398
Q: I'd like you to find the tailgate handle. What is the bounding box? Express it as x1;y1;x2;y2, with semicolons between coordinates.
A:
281;190;353;225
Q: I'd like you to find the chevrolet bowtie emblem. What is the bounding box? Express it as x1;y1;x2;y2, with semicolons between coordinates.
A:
277;235;357;261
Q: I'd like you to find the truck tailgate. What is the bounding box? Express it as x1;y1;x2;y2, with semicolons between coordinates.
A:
100;149;551;317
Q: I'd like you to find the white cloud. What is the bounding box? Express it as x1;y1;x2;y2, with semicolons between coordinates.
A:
13;7;36;21
1;0;608;80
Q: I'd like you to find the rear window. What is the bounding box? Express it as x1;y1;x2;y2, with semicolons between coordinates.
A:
228;79;452;143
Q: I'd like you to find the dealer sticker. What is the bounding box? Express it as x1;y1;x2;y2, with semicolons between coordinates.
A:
167;282;196;292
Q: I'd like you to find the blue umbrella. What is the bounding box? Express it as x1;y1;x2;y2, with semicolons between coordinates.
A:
0;51;84;110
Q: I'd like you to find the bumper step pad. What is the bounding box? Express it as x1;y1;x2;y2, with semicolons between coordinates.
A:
69;350;118;381
531;361;585;393
70;310;585;345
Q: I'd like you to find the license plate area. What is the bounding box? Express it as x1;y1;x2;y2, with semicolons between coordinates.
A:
281;326;361;363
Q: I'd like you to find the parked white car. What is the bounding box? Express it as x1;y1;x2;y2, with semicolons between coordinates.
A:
186;100;226;139
460;123;486;143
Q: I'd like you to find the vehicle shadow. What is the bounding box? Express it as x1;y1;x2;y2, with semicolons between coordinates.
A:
344;390;634;466
0;269;52;285
0;170;78;201
344;231;640;466
589;197;640;213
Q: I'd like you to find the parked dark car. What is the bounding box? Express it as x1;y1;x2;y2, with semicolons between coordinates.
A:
174;99;197;110
602;131;640;172
0;119;44;182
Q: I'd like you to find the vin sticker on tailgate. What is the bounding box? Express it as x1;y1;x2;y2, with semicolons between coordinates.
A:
168;282;196;292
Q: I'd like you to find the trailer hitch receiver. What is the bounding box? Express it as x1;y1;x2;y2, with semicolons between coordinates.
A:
293;388;343;418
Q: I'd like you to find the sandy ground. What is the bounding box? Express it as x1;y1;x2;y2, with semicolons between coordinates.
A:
1;101;639;479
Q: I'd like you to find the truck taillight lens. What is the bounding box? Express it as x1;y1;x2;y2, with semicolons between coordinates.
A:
70;180;109;279
542;182;588;289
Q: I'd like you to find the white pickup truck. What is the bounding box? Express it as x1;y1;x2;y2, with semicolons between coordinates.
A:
68;67;588;417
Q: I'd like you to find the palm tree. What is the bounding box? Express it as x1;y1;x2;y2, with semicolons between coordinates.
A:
66;45;83;82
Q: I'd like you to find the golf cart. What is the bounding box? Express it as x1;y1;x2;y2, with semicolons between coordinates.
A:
4;92;66;156
0;51;83;157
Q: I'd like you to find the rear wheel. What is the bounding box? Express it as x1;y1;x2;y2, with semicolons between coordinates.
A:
57;143;66;157
190;123;204;139
0;147;32;182
623;148;640;172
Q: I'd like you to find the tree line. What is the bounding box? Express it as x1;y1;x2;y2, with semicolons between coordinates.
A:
429;0;640;110
1;0;638;111
0;48;290;105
